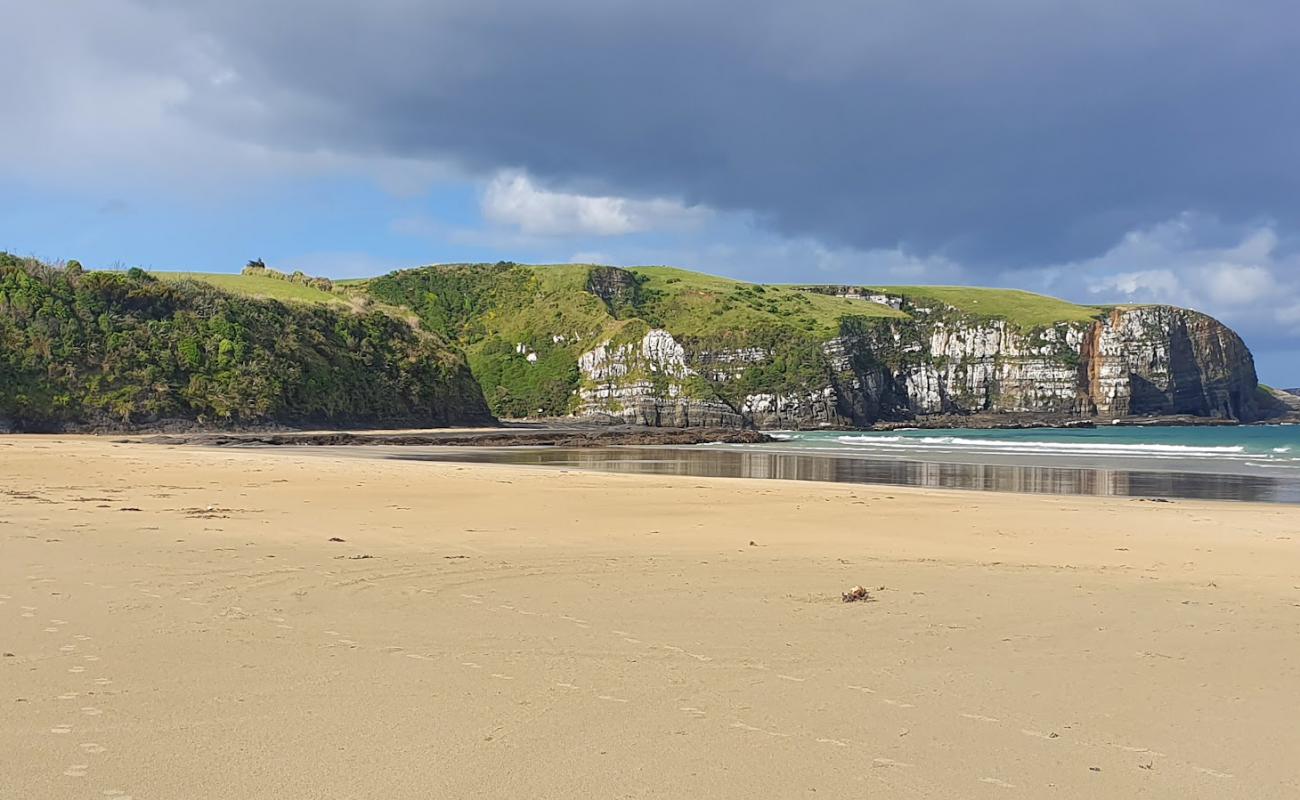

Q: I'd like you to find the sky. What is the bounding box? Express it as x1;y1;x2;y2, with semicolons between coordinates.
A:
1;0;1297;384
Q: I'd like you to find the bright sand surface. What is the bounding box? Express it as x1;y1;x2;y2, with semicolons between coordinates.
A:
3;436;1299;799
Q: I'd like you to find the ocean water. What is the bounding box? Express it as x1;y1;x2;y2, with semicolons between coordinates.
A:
753;424;1300;477
396;424;1300;503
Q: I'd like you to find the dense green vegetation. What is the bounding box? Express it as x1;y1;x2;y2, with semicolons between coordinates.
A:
0;254;489;430
362;263;619;417
1;255;1136;427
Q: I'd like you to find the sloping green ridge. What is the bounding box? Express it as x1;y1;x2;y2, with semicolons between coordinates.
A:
357;262;1107;418
0;255;489;430
47;262;1111;423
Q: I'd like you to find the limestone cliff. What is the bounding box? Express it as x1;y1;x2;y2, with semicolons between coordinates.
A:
362;263;1263;429
570;286;1260;428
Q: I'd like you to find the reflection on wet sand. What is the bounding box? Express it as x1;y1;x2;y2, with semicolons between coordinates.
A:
397;447;1300;504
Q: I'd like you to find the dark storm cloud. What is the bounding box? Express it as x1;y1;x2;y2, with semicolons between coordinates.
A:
135;0;1300;266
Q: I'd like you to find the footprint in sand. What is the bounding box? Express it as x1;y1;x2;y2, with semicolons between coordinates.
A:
872;758;912;768
81;707;103;716
44;627;60;633
462;662;481;669
58;692;79;700
1193;766;1234;779
68;666;86;673
1021;728;1059;740
777;675;806;683
960;713;1000;723
51;724;73;735
679;706;707;718
980;777;1016;788
63;764;90;777
93;678;112;686
101;790;134;798
730;721;790;738
490;673;514;680
815;738;850;747
846;684;875;694
80;743;107;754
60;644;77;652
881;698;914;708
597;695;628;703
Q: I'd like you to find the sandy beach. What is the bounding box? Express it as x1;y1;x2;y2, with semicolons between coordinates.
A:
3;436;1299;799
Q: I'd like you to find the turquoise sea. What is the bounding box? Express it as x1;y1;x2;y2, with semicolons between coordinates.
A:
755;424;1300;476
406;424;1300;504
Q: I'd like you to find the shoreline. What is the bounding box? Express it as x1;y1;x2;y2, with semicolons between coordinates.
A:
384;445;1300;505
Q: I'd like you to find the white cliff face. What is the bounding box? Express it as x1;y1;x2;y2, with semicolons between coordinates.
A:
571;305;1257;427
888;321;1088;414
1083;308;1173;416
577;330;697;420
640;329;691;379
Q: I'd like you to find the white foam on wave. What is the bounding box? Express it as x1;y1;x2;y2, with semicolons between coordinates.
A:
1273;446;1293;454
834;435;1249;459
766;432;798;441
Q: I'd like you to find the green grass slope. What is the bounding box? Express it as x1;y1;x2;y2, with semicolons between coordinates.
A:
865;285;1106;329
631;267;906;341
151;271;346;305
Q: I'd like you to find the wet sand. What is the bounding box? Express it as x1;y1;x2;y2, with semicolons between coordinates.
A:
393;445;1300;503
3;436;1300;798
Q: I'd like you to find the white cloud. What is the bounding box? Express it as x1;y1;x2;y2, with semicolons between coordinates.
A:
480;170;710;237
1090;269;1185;302
1199;263;1277;306
1279;303;1300;327
1012;213;1300;370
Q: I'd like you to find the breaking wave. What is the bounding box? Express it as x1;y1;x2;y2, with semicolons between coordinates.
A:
834;435;1251;459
